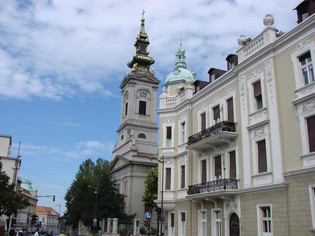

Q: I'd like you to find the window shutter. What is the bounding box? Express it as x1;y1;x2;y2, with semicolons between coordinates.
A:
213;106;220;121
215;156;221;178
258;140;267;173
167;126;172;139
181;165;185;188
201;160;207;183
201;113;206;131
227;98;234;122
307;116;315;152
165;168;171;190
229;151;236;179
253;81;262;97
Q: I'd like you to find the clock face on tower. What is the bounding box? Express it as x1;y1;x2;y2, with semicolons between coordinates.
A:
139;89;148;97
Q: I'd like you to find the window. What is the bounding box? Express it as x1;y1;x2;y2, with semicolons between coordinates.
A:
307;116;315;152
253;80;263;110
139;101;146;115
299;51;314;85
214;156;222;179
180;165;185;189
181;122;186;144
124;181;128;196
165;168;171;190
309;185;315;229
199;210;207;236
179;212;186;236
171;213;175;227
258;206;272;235
125;102;128;116
257;140;267;173
169;213;175;236
212;209;221;236
201;112;206;131
201;159;207;183
226;98;234;122
138;133;146;139
213;105;220;124
166;126;172;147
229;151;236;179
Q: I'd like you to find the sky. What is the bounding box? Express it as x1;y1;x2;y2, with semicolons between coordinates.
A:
1;0;302;216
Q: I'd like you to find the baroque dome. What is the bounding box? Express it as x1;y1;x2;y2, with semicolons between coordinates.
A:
164;47;196;87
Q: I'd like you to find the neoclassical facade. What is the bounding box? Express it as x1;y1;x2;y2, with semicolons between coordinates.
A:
156;2;315;236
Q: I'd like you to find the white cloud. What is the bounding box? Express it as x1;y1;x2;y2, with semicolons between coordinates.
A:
0;0;301;100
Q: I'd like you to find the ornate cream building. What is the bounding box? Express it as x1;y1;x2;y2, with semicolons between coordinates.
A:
156;1;315;235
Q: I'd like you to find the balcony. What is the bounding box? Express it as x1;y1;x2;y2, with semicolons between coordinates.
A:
187;121;237;151
187;179;238;199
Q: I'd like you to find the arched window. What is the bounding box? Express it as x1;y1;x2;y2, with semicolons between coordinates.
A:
138;133;146;139
229;213;240;236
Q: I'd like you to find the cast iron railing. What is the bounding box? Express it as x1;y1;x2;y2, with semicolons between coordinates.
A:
187;179;238;195
187;121;236;145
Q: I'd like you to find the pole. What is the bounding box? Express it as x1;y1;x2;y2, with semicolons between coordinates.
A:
8;143;21;233
160;155;164;236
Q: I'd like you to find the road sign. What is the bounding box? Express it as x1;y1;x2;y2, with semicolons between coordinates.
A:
145;212;152;219
93;218;97;223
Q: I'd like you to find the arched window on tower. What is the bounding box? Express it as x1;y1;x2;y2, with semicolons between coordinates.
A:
138;133;146;139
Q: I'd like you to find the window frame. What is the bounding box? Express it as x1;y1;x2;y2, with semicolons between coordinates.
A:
200;159;207;183
291;41;315;89
299;51;314;85
226;97;234;122
309;184;315;229
180;165;185;189
139;100;146;115
178;211;186;236
247;71;266;114
211;208;221;236
198;209;207;236
257;139;267;173
307;115;315;153
165;167;172;190
257;204;273;236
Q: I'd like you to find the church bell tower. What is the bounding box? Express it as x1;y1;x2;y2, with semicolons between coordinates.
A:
110;11;159;222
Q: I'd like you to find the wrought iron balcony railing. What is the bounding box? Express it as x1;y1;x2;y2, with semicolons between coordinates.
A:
187;179;238;195
187;121;236;145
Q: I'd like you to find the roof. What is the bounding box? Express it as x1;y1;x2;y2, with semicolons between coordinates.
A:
36;206;59;216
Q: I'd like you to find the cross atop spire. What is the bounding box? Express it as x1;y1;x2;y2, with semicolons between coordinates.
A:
127;11;155;75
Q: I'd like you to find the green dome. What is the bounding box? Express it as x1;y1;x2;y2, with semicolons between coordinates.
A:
164;47;196;87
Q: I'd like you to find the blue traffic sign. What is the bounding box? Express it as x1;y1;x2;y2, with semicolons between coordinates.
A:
145;212;152;219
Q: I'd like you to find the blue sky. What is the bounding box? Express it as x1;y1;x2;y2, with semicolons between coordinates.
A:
1;0;301;215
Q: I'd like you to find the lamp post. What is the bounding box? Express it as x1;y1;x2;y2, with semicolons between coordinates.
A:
88;185;98;236
157;155;165;236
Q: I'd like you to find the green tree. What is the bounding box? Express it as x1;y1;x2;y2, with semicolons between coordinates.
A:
142;167;158;211
64;158;130;228
0;161;30;216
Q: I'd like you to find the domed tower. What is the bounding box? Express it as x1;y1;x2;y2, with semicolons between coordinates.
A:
110;12;160;224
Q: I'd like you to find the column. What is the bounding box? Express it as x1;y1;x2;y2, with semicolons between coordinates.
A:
112;218;118;234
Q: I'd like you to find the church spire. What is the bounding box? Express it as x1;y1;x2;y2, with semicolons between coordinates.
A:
127;11;155;75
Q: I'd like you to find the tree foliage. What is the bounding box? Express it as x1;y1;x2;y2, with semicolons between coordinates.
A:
142;167;158;211
0;161;30;216
64;158;130;228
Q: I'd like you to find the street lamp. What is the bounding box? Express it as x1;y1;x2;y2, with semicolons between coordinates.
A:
157;156;165;236
88;185;98;236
